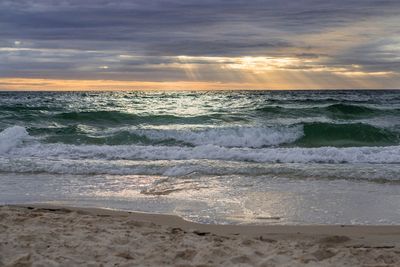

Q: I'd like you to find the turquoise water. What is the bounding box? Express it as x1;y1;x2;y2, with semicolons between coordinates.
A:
1;90;400;224
2;91;400;148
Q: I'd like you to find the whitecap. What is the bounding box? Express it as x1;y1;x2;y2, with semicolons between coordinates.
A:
0;126;30;154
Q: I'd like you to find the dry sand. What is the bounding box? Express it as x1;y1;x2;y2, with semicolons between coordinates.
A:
1;205;399;266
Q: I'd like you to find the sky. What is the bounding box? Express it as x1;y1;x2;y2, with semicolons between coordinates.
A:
0;0;400;90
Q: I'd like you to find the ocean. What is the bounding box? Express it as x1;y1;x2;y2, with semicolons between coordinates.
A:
1;90;400;224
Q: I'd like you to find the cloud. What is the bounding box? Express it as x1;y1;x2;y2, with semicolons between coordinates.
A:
0;0;399;88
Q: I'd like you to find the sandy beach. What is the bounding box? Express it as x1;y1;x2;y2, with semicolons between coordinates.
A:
0;205;399;266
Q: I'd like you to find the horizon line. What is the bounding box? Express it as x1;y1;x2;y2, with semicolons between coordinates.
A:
1;88;399;92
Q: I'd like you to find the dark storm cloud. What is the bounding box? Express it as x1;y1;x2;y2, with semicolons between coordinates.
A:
1;0;399;53
0;0;399;83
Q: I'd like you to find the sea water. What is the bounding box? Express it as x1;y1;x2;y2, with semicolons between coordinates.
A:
1;90;399;224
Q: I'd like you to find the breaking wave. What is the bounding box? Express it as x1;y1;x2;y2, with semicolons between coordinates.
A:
1;127;400;165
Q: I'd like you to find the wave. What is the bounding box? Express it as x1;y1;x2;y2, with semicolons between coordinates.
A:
256;103;400;119
2;120;398;148
28;125;153;146
296;122;400;147
30;122;400;147
28;125;302;147
128;126;303;148
0;126;30;153
325;103;375;115
22;144;400;163
14;123;306;147
1;128;399;164
0;105;63;112
323;104;400;119
52;111;245;125
2;159;399;184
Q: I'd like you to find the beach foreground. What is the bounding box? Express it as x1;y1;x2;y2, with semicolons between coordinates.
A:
1;205;399;266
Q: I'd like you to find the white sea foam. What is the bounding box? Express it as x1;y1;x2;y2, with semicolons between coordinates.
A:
4;140;400;164
1;126;400;181
0;126;30;153
2;126;400;168
1;157;400;183
132;126;303;147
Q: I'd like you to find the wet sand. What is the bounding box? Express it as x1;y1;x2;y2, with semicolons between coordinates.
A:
1;205;399;266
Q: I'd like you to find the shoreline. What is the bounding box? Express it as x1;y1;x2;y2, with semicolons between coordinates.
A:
11;203;400;238
1;204;399;266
